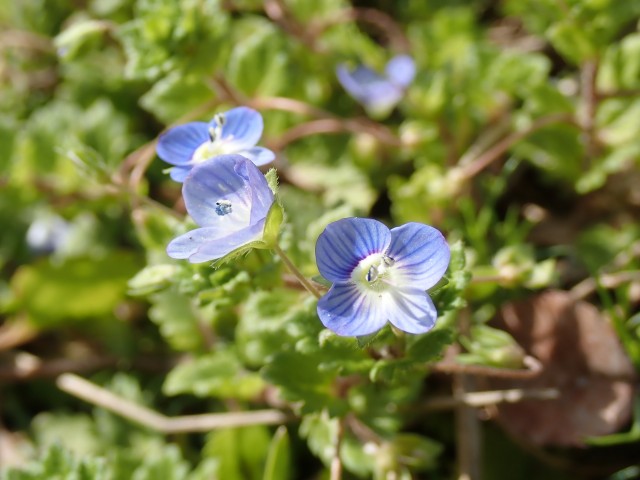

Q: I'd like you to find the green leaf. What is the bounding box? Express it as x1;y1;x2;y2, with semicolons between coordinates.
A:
203;426;271;480
128;264;178;296
131;444;190;480
547;21;597;64
389;434;443;471
262;426;291;480
148;288;204;351
139;71;213;124
262;336;353;414
227;18;290;96
5;444;109;480
10;252;141;327
236;289;319;368
54;19;110;61
406;328;454;363
163;348;265;400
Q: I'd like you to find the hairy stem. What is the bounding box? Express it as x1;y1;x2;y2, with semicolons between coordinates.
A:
273;244;322;299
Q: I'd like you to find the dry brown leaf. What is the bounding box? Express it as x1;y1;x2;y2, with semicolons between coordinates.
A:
488;290;635;446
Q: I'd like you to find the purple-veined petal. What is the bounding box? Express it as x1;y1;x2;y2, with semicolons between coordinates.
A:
385;55;416;89
387;223;450;290
315;218;391;283
240;146;275;167
384;286;438;334
167;219;266;263
169;166;192;182
157;122;209;166
232;157;274;225
215;107;264;151
182;155;260;228
317;283;388;336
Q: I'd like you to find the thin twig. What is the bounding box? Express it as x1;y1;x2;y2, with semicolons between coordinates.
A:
579;59;599;165
0;353;176;382
454;313;481;480
0;317;38;352
597;88;640;100
420;388;559;411
457;113;577;180
431;355;543;379
251;96;333;119
268;118;400;151
57;373;291;433
263;0;323;52
571;270;640;301
309;7;410;52
330;416;344;480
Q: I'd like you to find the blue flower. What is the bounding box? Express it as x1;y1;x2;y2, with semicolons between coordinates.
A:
156;106;275;182
336;55;416;117
167;154;275;263
315;218;450;336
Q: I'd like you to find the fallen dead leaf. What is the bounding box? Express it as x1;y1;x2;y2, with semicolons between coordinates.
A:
488;290;635;447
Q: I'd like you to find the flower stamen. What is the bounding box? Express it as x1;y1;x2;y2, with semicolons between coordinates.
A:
215;200;232;216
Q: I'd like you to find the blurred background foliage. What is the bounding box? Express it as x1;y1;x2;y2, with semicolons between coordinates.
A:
1;0;639;478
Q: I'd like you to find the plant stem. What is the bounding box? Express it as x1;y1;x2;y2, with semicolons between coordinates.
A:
57;373;291;433
330;416;344;480
273;244;322;299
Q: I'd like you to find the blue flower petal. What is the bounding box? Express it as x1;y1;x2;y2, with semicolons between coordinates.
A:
241;146;275;167
385;286;437;334
336;64;387;103
182;155;272;228
169;166;192;182
157;122;209;166
317;283;388;336
216;107;263;151
167;219;266;263
315;217;391;283
386;223;450;289
385;55;416;89
235;157;274;225
336;64;404;115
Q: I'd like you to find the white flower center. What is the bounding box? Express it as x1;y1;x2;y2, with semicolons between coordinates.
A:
190;113;236;164
351;252;396;292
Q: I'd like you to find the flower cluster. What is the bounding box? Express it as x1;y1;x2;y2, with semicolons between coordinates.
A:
158;99;450;337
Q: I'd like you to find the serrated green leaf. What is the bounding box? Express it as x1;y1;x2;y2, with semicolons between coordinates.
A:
148;288;203;351
262;347;346;414
163;348;265;399
236;289;319;367
406;328;454;363
139;72;213;124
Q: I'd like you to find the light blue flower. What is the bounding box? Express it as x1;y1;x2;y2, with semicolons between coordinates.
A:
156;106;275;182
336;55;416;117
315;217;450;336
167;154;275;263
